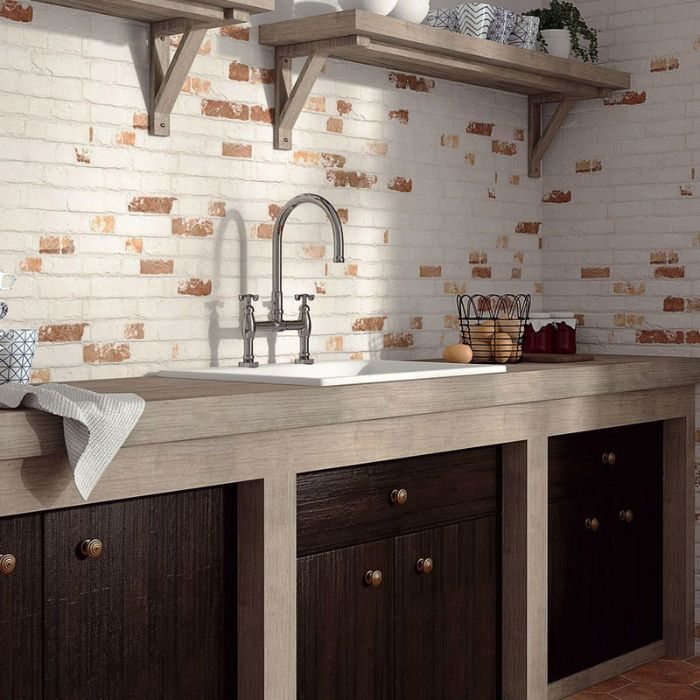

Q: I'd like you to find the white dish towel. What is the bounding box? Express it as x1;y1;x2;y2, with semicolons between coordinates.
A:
0;383;145;499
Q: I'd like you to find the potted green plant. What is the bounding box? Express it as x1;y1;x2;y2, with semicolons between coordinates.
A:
525;0;598;62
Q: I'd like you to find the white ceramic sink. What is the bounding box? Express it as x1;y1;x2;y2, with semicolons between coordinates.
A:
158;360;506;387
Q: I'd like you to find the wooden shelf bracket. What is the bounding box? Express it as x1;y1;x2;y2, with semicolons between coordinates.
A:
274;36;369;150
527;97;574;179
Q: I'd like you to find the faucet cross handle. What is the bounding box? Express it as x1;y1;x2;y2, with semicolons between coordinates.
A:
239;293;259;304
294;293;315;304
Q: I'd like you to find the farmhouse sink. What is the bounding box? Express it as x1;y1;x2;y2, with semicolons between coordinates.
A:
158;360;506;387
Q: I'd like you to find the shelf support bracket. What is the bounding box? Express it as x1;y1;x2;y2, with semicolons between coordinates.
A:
527;97;574;179
149;22;209;137
274;36;370;150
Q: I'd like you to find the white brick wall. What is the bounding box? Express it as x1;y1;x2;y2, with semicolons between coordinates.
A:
541;0;700;651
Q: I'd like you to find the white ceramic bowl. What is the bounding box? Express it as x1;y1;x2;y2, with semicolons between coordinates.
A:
389;0;429;23
339;0;398;15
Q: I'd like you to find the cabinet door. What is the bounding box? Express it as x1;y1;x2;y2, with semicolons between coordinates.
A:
0;513;42;700
43;488;236;700
605;482;663;660
548;493;608;682
395;517;499;700
298;539;394;700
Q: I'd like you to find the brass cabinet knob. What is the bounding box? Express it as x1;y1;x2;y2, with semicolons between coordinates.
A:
602;451;617;466
0;553;16;575
585;517;600;532
416;557;434;574
619;509;634;524
80;539;104;559
390;488;408;506
364;570;383;587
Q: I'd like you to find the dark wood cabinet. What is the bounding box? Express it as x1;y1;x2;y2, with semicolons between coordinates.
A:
548;423;663;683
0;487;237;700
0;513;43;700
297;448;501;700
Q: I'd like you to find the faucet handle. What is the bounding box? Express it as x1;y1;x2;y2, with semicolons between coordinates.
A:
239;294;259;304
294;293;315;304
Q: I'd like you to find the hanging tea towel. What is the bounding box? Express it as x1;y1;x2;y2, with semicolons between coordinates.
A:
0;383;145;499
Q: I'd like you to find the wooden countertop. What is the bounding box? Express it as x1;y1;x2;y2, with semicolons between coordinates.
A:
3;355;699;462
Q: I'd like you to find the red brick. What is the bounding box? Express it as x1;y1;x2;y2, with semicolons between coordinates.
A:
172;217;214;237
39;323;88;343
655;266;684;279
651;56;679;72
388;176;413;193
209;201;226;218
178;278;212;296
635;330;684;344
326;117;343;133
543;190;572;204
251;67;274;85
124;323;145;340
516;221;541;235
444;281;467;295
664;296;685;312
91;214;115;233
444;315;459;330
472;266;491;279
581;267;610;279
116;131;136;146
222;142;252;158
514;128;525;142
128;196;175;214
75;147;90;164
680;185;694;197
353;316;386;332
220;24;249;40
31;368;51;384
389;73;434;92
251;105;274;124
19;257;42;272
614;281;646;296
384;332;413;348
133;112;148;130
440;134;459;148
84;343;131;364
420;265;441;278
302;244;325;259
576;159;603;173
389;109;409;124
1;1;33;22
344;263;358;277
125;238;143;254
410;316;423;330
320;153;346;168
181;76;211;95
305;96;326;113
466;121;494;136
252;223;273;240
686;331;700;344
325;335;344;352
469;250;487;264
140;259;174;275
39;235;74;255
326;170;377;189
492;140;517;156
201;99;249;121
604;91;647;106
336;99;352;115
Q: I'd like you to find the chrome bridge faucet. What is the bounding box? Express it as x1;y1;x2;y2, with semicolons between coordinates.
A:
239;194;345;367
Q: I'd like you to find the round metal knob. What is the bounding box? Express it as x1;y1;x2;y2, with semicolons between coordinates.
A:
390;488;408;506
619;509;634;524
80;539;104;559
364;570;383;587
602;451;617;466
585;517;600;532
416;557;434;575
0;554;16;575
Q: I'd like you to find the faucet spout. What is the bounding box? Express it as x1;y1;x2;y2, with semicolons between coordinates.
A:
271;193;345;324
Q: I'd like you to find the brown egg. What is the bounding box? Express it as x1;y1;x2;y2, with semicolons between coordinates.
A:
497;319;521;342
492;331;514;364
442;344;474;364
468;322;496;362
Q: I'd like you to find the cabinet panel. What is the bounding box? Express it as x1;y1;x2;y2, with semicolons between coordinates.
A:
0;513;42;700
298;447;499;555
297;539;394;700
395;517;499;700
44;488;236;700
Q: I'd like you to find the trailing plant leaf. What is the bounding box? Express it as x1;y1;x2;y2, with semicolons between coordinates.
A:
525;0;598;63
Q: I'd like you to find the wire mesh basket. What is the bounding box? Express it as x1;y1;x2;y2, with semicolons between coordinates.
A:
0;329;38;384
457;294;531;364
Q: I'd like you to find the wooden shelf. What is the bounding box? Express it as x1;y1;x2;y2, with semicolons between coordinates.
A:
38;0;272;28
37;0;275;136
259;10;631;176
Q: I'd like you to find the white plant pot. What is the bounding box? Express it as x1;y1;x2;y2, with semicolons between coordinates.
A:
339;0;397;15
389;0;429;23
541;28;571;58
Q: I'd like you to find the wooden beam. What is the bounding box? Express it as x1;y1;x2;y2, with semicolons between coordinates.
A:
528;98;573;178
663;415;695;658
502;437;549;699
150;25;208;136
